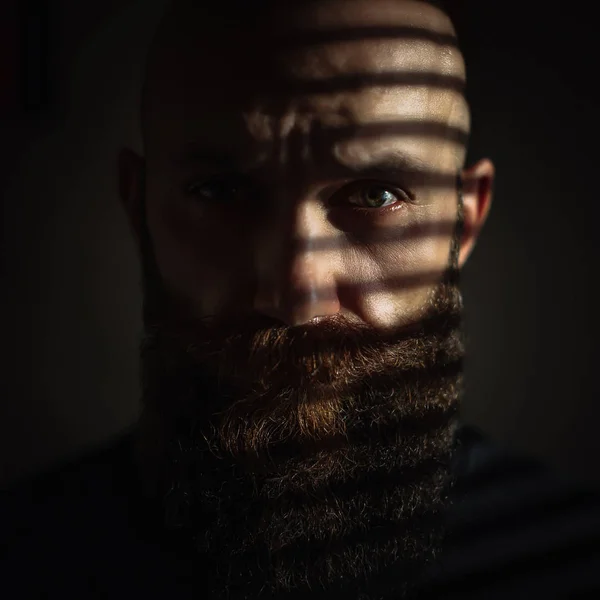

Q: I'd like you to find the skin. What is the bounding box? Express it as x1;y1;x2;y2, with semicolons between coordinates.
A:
115;3;493;594
118;0;494;333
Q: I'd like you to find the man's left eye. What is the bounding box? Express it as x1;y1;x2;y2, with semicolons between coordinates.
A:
348;185;407;209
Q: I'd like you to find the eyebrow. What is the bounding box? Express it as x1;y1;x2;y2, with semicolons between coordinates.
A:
173;144;455;188
174;145;267;171
329;147;460;192
331;147;434;178
175;148;236;168
177;145;430;169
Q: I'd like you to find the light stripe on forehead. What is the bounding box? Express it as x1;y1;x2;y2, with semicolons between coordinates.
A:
142;0;468;154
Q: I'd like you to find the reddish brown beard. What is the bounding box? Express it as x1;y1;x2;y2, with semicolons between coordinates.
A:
134;266;464;599
139;273;463;462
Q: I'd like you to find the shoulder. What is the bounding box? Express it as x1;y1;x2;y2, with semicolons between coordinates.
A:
424;423;600;598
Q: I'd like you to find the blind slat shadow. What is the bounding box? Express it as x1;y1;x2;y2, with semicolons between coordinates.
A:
270;72;465;96
285;219;457;253
179;120;468;166
273;25;459;50
316;120;469;147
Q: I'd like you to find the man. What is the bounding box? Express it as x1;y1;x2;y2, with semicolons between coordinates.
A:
3;0;599;598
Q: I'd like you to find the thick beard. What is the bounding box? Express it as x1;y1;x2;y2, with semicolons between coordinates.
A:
135;200;465;599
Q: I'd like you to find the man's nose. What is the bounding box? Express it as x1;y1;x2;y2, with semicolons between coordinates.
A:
253;200;341;327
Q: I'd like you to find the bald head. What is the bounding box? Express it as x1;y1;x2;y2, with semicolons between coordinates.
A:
141;0;469;165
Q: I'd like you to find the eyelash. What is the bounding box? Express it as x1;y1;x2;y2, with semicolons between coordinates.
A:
184;176;411;218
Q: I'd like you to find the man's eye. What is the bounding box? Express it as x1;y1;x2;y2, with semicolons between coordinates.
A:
185;176;243;203
347;184;407;209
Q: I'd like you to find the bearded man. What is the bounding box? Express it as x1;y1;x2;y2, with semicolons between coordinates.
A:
3;1;599;598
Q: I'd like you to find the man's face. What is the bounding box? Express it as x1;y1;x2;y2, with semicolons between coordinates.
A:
140;0;470;329
119;1;492;597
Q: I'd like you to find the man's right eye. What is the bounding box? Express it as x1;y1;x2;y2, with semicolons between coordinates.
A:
185;175;243;203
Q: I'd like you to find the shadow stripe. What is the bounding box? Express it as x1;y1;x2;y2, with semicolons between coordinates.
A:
274;25;459;50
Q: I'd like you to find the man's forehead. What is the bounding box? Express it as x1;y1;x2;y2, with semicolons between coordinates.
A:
144;0;467;161
269;0;460;60
168;0;455;33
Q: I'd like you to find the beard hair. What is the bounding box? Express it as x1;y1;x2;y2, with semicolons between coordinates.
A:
134;191;465;599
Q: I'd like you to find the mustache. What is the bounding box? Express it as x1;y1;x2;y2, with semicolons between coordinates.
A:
141;292;462;464
143;293;461;379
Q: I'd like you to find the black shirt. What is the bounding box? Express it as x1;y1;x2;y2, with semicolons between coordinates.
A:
2;424;600;598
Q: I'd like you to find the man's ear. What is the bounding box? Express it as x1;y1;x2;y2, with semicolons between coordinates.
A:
458;158;494;268
117;148;145;248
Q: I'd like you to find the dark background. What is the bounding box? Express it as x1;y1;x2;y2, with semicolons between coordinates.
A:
1;1;598;487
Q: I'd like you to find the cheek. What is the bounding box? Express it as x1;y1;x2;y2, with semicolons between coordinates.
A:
148;199;252;315
345;216;454;328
